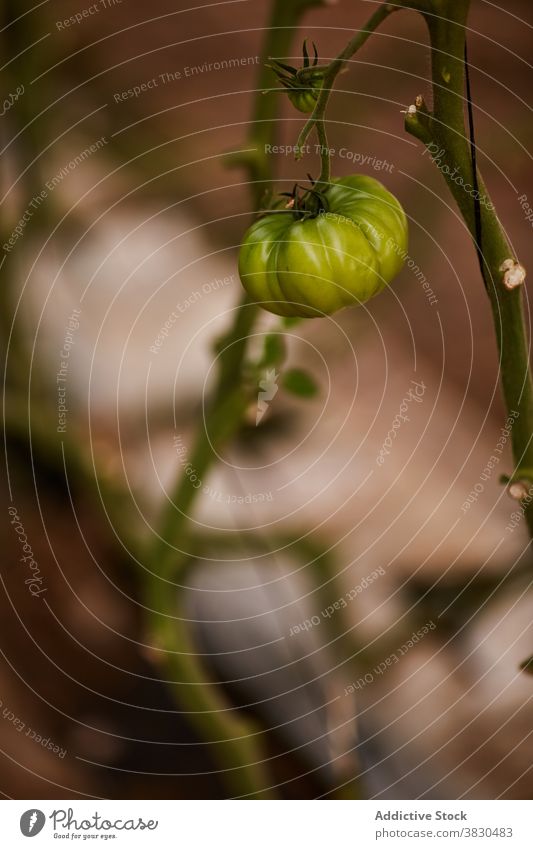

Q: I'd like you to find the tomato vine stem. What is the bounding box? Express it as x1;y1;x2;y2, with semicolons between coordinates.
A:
296;3;398;186
298;0;533;540
145;0;332;800
404;0;533;540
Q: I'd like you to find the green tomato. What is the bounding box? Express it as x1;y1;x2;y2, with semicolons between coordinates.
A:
238;175;408;318
287;86;320;114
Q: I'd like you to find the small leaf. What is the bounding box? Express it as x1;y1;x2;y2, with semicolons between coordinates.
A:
282;368;319;398
262;333;286;367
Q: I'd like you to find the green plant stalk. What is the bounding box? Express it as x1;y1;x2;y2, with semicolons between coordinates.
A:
316;120;331;187
296;2;398;186
150;1;330;579
296;0;533;537
151;385;250;583
145;0;331;799
404;0;533;538
152;610;275;798
280;0;533;790
294;0;446;183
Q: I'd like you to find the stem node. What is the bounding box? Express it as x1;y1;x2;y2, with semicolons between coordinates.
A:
508;481;532;501
500;258;526;291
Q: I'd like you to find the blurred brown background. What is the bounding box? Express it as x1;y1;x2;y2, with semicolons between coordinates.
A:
2;0;533;799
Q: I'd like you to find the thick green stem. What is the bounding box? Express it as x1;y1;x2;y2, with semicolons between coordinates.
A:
150;1;328;575
405;0;533;538
151;607;274;799
152;386;250;579
144;0;329;799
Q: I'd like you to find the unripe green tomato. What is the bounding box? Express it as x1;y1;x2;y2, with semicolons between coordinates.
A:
238;175;408;318
287;86;320;114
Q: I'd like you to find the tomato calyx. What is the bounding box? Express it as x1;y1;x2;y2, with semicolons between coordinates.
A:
266;40;326;113
274;179;330;222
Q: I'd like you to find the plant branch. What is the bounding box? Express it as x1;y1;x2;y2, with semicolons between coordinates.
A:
404;0;533;537
316;120;331;186
143;0;330;799
295;3;398;167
